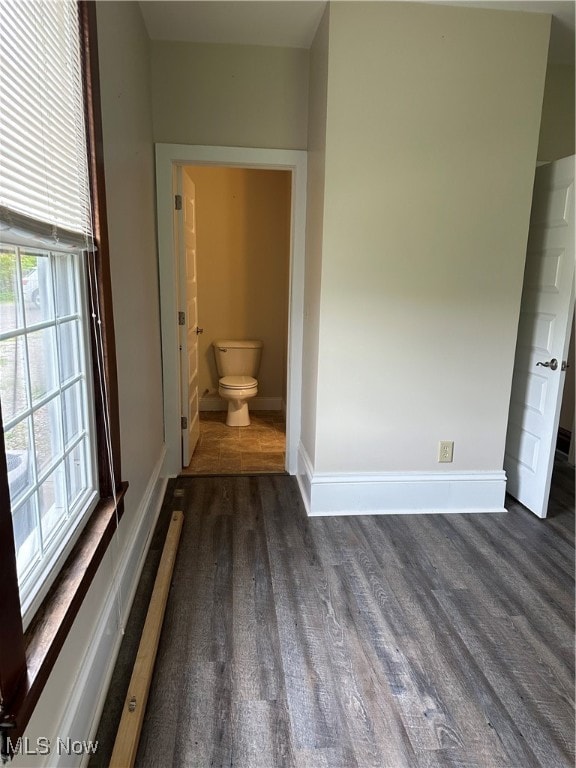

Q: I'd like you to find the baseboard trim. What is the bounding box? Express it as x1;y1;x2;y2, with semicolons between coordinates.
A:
200;395;283;412
43;445;168;768
297;443;506;516
296;442;313;516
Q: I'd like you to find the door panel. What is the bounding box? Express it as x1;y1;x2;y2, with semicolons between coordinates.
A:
179;171;200;467
504;156;575;517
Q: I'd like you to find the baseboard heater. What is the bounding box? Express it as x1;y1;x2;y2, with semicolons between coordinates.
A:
109;510;184;768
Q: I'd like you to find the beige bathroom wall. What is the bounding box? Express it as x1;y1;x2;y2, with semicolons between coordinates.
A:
184;166;291;408
538;63;576;162
151;41;309;150
311;2;550;473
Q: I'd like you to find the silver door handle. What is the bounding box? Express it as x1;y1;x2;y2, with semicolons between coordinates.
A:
536;358;558;370
196;327;204;335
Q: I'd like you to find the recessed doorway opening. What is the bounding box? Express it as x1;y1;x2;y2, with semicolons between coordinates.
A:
181;164;291;475
155;144;307;479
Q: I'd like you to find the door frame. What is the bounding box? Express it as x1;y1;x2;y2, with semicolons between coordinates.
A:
155;144;307;477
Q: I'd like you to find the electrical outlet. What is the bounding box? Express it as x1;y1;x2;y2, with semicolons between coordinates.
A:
438;441;454;463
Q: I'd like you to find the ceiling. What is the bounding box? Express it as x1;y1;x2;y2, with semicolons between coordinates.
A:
139;0;575;64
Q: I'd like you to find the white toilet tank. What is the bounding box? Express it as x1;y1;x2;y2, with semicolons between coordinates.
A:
213;340;263;378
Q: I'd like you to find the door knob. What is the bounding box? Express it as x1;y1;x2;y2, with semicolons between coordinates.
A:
536;358;558;370
196;327;204;335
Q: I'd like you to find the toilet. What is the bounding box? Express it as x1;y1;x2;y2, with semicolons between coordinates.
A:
213;339;263;426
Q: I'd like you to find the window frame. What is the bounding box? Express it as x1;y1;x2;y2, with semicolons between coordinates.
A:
0;1;126;754
2;243;100;626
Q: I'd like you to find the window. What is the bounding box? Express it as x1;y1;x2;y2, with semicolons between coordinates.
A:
0;244;98;623
0;0;97;626
0;1;124;752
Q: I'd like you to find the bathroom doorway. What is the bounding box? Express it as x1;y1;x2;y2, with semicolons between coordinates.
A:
180;165;291;475
155;144;307;479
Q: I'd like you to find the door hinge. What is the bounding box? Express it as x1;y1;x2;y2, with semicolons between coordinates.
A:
181;416;188;430
178;311;185;326
175;194;182;211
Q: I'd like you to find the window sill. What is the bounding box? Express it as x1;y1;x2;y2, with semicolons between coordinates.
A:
1;482;128;747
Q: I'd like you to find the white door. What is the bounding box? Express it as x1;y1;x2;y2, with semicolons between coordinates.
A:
178;169;201;466
505;156;575;517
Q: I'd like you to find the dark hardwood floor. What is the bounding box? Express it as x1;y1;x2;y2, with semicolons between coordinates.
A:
91;460;574;768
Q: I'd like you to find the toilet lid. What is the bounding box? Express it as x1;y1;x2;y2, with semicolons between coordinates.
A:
220;375;257;389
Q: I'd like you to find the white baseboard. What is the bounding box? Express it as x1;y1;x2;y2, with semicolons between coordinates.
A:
200;395;283;411
296;442;313;516
297;443;506;516
39;445;168;768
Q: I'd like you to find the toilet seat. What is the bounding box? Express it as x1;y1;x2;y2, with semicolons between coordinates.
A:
219;375;257;389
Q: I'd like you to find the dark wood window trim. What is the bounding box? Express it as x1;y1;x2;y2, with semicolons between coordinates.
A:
80;0;122;498
0;411;27;727
0;2;125;756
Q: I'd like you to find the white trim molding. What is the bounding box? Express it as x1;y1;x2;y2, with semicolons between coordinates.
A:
155;144;307;478
297;443;506;516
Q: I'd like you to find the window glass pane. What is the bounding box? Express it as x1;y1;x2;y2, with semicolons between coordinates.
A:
58;319;80;382
23;253;54;326
54;253;77;317
0;335;29;423
66;440;87;510
0;247;24;332
33;397;63;479
39;463;67;545
1;244;96;621
62;381;84;447
4;418;34;505
28;326;58;404
12;493;40;582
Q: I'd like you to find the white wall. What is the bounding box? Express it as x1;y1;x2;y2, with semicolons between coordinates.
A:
300;6;329;464
538;63;576;162
98;2;164;519
151;41;309;150
309;2;550;476
15;3;166;762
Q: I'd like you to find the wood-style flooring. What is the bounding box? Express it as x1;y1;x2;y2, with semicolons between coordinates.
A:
129;460;574;768
181;411;286;475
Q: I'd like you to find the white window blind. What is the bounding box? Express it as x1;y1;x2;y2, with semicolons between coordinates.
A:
0;0;92;250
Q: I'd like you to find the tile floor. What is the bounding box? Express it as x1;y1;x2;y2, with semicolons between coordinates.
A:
181;410;286;475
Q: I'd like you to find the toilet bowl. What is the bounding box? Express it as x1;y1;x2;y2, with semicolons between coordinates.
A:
213;340;263;426
218;375;258;426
